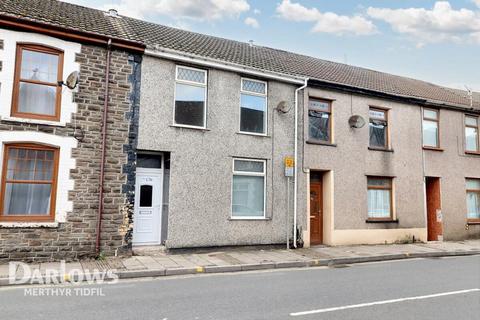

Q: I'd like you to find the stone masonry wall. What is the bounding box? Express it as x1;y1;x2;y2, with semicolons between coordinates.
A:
0;44;137;263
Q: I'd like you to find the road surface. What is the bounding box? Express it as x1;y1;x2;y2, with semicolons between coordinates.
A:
1;255;479;319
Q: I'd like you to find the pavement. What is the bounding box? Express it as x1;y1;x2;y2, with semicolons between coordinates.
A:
0;240;479;286
0;255;479;319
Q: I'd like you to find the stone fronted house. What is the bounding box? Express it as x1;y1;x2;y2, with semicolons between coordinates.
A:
0;0;144;262
0;0;479;262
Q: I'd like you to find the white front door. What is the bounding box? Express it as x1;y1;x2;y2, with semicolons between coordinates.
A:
133;169;163;245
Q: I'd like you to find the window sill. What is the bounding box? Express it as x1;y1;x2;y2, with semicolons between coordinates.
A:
465;151;480;156
0;116;66;127
237;131;270;137
0;222;59;228
229;217;271;221
306;140;337;147
365;219;399;223
368;147;394;152
467;219;480;225
423;146;444;152
169;124;210;132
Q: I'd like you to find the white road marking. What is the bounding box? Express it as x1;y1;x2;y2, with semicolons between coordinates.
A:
290;288;480;317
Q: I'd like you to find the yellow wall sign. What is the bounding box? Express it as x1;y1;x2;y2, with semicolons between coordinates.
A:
284;157;294;168
284;156;294;177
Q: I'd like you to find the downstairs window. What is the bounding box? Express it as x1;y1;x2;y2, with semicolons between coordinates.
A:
0;144;59;221
367;177;393;220
466;179;480;222
232;159;266;218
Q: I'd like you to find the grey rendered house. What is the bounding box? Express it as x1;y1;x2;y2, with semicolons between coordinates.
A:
301;84;480;246
0;0;479;262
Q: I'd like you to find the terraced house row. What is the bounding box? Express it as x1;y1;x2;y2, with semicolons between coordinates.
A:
0;0;478;262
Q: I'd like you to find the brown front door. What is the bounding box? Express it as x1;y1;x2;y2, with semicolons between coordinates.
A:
426;177;443;241
310;182;323;245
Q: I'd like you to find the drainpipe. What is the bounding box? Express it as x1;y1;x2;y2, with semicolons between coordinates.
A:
293;78;309;248
96;39;112;255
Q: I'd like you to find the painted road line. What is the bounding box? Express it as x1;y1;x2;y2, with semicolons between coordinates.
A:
290;288;480;317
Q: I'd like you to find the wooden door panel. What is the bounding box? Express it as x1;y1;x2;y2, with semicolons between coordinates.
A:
426;178;442;241
310;182;323;244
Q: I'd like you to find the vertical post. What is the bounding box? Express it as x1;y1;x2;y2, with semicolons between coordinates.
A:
286;176;290;249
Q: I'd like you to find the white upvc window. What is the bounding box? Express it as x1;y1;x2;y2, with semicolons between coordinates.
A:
423;109;440;148
174;66;207;129
231;158;266;219
465;115;479;153
239;78;267;135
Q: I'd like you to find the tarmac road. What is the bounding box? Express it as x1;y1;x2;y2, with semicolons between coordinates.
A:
0;255;479;320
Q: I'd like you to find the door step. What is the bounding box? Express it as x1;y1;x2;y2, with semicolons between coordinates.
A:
133;245;167;256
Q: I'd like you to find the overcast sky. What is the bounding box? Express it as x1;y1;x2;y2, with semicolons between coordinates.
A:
66;0;480;91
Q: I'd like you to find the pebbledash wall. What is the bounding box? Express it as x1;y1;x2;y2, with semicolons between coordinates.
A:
137;55;301;249
300;86;480;246
0;29;140;263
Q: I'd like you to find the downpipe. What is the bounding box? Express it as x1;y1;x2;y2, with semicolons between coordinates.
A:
293;78;308;248
96;39;112;255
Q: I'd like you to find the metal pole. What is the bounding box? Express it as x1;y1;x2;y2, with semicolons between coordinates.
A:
286;177;290;249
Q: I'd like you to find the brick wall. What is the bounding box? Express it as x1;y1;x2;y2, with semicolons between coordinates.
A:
0;44;139;263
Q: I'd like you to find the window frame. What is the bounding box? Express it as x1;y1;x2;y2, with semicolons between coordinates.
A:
465;115;480;154
231;158;267;220
422;108;441;149
0;143;60;222
173;65;208;129
307;97;333;143
368;107;390;150
466;178;480;223
239;77;268;136
366;176;394;221
11;43;64;121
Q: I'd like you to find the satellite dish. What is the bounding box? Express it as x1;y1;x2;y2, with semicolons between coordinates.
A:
59;71;79;90
348;115;366;128
276;101;290;113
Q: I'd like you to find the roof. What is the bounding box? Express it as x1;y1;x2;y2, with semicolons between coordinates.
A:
0;0;478;110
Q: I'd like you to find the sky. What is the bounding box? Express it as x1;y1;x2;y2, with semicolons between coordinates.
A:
65;0;480;91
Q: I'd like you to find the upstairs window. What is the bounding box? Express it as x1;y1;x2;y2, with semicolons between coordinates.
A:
369;108;388;149
367;177;393;220
308;98;332;143
240;78;267;135
232;159;266;218
0;144;59;221
466;179;480;222
423;109;440;148
12;44;64;121
174;66;207;128
465;115;479;153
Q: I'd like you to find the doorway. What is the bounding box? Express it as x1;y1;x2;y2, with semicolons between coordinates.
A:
133;155;164;246
310;171;324;245
426;177;443;241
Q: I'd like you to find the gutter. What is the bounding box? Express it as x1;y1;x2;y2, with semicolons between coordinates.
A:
145;48;305;85
96;39;112;255
293;78;308;248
